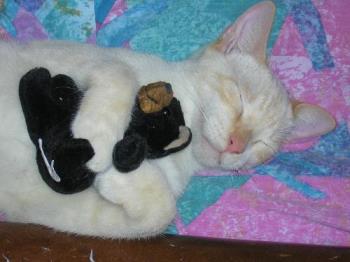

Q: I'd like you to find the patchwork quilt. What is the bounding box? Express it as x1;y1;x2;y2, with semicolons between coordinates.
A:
1;0;349;247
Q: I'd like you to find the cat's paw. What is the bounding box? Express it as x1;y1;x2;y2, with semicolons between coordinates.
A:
72;108;118;173
94;169;126;205
95;162;176;220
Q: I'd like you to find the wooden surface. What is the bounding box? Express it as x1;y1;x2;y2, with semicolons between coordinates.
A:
0;222;349;261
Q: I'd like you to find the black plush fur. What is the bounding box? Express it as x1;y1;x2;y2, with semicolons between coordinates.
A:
19;68;96;194
113;95;192;173
19;68;191;193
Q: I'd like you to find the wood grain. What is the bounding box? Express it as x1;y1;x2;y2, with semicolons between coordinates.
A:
0;222;349;262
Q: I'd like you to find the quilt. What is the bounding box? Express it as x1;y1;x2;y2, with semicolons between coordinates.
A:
0;0;349;247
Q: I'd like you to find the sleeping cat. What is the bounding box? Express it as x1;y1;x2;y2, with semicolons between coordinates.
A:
0;1;335;238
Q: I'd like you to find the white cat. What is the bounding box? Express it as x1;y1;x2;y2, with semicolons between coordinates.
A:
0;1;335;238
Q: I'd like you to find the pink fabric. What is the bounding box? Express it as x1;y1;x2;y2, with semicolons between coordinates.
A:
177;176;350;246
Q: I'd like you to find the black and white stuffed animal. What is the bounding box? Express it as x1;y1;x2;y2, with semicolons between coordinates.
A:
113;82;192;172
19;69;192;193
19;67;96;194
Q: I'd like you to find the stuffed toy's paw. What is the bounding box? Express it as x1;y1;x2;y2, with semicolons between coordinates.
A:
19;67;96;194
113;82;192;173
113;134;146;173
41;138;95;193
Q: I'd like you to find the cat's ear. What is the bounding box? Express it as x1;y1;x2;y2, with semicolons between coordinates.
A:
287;101;336;142
213;1;275;63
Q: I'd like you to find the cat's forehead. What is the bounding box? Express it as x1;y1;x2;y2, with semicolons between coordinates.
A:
199;48;284;112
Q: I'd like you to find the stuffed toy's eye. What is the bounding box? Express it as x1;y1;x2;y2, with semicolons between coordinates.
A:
163;108;170;116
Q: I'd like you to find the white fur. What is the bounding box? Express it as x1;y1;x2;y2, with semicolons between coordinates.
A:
0;40;203;238
0;2;334;238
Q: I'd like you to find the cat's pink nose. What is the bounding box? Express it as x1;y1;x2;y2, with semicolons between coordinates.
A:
225;136;246;154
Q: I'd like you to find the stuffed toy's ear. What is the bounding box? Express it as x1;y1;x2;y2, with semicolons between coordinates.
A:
113;133;147;173
147;126;192;159
286;101;336;142
213;1;275;63
163;126;192;151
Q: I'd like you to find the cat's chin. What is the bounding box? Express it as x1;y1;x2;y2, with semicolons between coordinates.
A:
193;136;220;168
219;152;250;170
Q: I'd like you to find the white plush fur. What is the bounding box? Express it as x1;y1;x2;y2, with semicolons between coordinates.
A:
0;1;335;238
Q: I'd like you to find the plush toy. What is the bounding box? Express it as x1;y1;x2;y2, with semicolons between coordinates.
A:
19;68;192;193
113;81;192;172
19;67;96;194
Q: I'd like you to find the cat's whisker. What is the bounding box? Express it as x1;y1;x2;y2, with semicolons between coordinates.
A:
179;87;209;121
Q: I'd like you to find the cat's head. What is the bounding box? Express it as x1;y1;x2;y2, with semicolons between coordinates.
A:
192;1;336;170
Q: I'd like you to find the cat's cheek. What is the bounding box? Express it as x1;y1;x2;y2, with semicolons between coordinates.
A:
193;137;220;168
